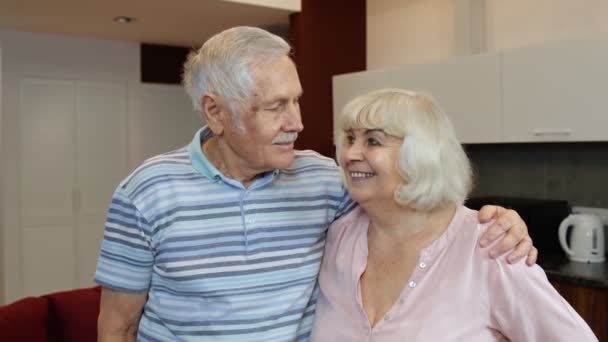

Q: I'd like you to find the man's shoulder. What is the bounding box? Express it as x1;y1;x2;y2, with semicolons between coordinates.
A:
290;149;339;169
120;147;193;193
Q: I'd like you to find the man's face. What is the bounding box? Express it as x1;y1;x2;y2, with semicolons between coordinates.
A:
222;56;304;174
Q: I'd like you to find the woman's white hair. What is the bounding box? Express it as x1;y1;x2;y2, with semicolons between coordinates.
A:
182;26;291;119
335;88;472;211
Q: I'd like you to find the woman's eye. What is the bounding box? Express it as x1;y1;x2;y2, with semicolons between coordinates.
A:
368;138;381;146
346;135;355;145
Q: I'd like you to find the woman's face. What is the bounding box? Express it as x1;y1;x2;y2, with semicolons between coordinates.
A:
338;128;404;206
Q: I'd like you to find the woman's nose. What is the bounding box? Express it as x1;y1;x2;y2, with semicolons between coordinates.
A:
345;142;364;161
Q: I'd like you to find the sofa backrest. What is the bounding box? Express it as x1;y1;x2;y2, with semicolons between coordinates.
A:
0;296;50;342
0;285;101;342
45;286;101;342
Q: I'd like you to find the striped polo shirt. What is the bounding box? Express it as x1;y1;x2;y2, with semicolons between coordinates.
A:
95;126;354;341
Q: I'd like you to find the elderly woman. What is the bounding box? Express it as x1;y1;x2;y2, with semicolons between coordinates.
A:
311;89;596;341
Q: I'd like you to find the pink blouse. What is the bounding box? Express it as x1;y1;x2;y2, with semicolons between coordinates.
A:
311;206;597;341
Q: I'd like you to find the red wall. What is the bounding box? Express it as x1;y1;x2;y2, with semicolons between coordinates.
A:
289;0;366;158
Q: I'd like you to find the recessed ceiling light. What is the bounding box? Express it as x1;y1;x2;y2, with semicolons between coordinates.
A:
113;16;136;24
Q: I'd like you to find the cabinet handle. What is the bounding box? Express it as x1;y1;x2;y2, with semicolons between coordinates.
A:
533;129;571;136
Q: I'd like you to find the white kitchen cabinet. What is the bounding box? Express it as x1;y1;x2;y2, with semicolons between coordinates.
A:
333;53;502;143
334;33;608;144
501;35;608;142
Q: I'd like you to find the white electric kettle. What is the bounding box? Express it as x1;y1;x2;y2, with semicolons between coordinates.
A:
558;214;605;263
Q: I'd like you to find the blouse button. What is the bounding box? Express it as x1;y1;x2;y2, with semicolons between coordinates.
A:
419;262;427;269
409;280;417;288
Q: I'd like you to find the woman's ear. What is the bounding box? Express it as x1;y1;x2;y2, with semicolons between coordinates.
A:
201;93;224;136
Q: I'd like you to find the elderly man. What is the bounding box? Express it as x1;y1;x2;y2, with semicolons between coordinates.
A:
96;26;536;341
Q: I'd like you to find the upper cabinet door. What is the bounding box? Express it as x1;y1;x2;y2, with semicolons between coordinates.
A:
333;53;502;144
501;35;608;142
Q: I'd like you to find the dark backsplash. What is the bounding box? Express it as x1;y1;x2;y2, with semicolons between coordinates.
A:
464;142;608;208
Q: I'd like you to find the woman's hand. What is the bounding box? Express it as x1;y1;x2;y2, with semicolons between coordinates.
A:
478;205;538;266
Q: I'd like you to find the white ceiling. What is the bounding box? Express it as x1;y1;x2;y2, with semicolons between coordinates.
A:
0;0;298;48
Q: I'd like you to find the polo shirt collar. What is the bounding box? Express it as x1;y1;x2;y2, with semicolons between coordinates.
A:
188;126;223;181
187;126;281;183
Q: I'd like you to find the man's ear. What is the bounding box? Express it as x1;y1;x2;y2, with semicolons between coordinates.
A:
201;93;225;136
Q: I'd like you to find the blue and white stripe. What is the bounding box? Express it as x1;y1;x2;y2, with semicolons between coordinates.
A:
95;127;355;341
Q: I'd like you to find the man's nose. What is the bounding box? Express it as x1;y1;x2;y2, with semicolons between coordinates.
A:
284;102;304;132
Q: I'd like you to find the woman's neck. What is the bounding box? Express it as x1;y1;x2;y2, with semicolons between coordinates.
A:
363;201;458;248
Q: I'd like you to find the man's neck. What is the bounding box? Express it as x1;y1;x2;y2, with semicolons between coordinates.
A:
202;136;261;187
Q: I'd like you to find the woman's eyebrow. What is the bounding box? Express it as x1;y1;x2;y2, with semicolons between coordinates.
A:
364;128;387;136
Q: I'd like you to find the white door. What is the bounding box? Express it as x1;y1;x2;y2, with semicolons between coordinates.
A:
75;81;128;286
18;78;128;296
0;43;4;303
0;30;138;304
19;79;77;296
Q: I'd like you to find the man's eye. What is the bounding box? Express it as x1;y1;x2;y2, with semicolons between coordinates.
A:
266;102;286;112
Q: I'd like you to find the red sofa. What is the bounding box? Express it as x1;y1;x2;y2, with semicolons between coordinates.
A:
0;286;101;342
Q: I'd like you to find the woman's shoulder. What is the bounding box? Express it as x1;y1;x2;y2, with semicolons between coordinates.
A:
456;206;528;268
445;206;499;263
456;206;495;243
331;205;366;227
327;206;368;238
446;206;488;244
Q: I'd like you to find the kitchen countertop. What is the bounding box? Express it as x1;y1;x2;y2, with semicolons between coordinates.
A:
538;253;608;289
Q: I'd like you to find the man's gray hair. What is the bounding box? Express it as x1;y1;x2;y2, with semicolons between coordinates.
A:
183;26;291;117
335;88;473;211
